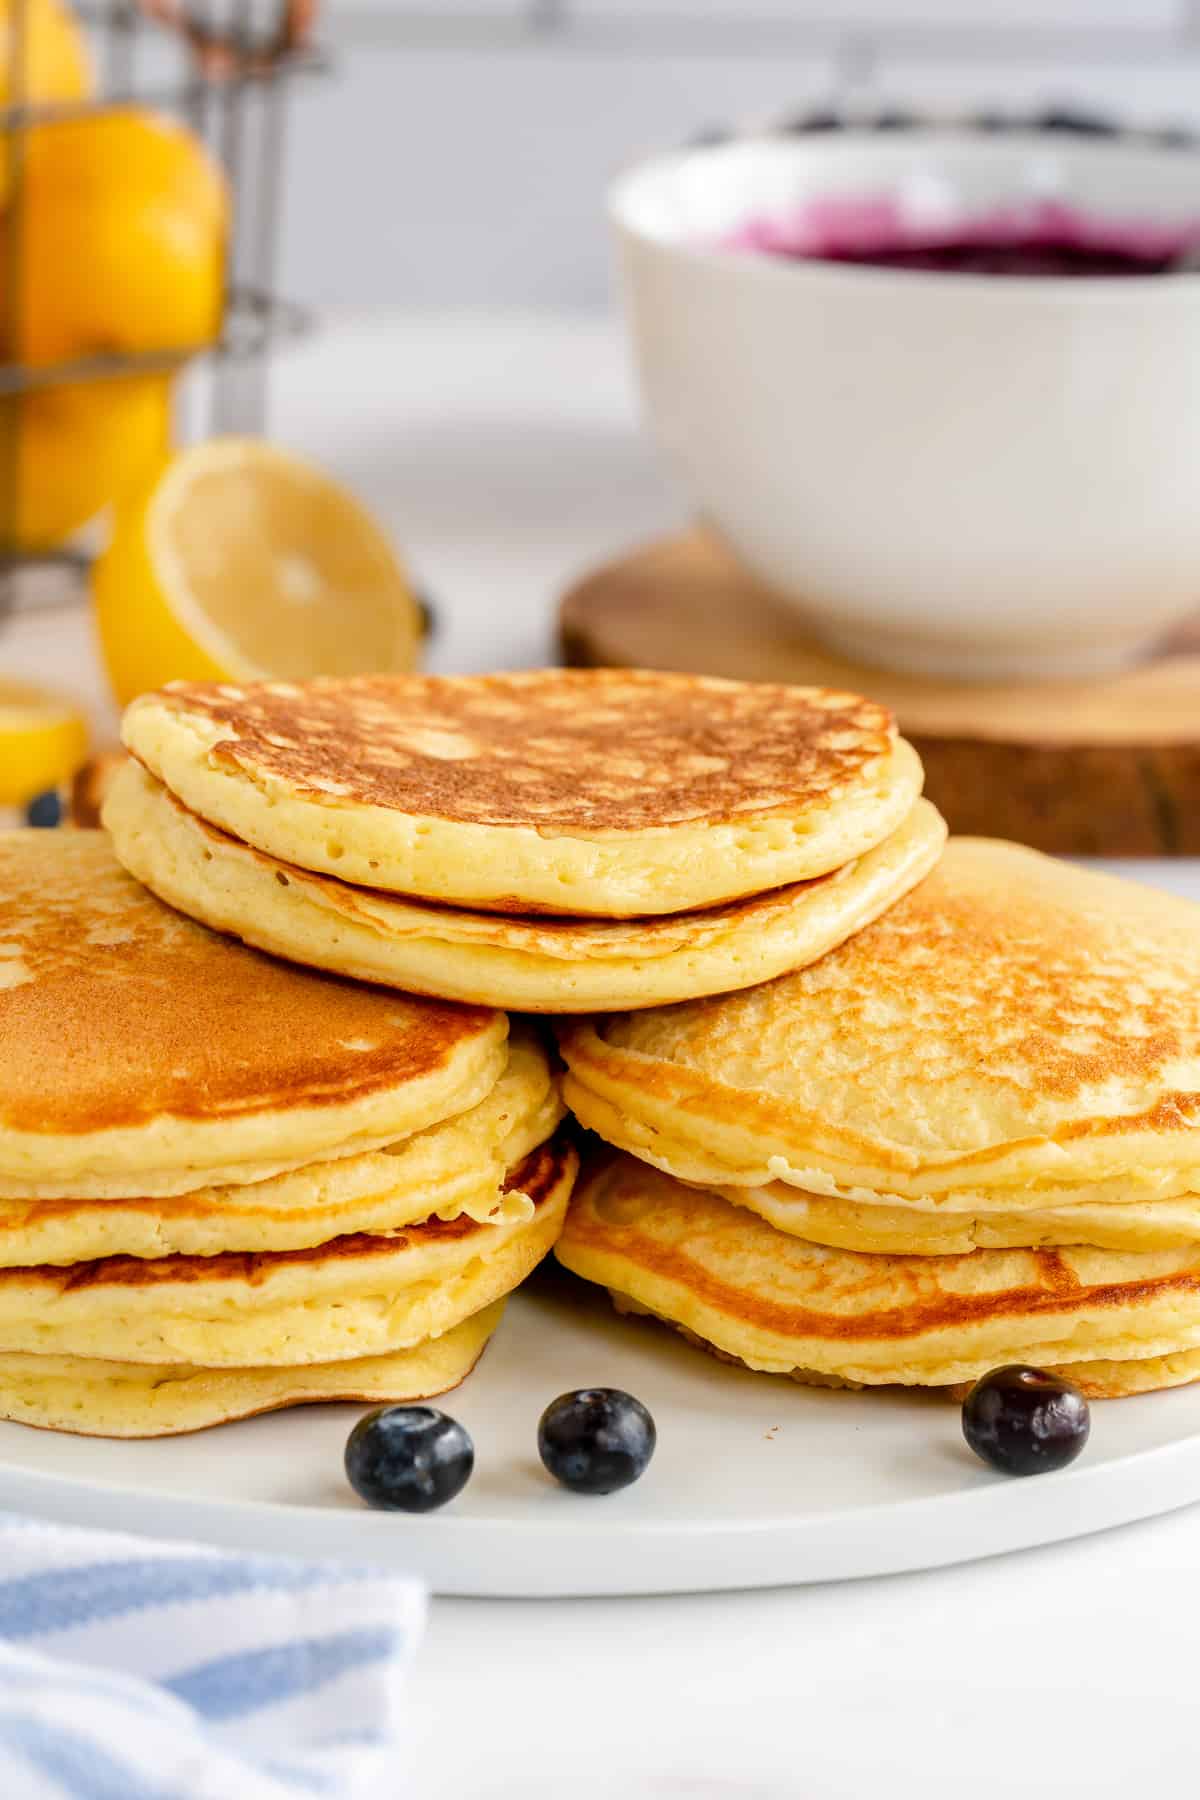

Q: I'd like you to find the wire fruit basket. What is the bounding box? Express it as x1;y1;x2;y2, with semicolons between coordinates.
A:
0;0;321;618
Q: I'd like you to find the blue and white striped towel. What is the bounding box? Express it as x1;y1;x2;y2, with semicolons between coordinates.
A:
0;1513;426;1799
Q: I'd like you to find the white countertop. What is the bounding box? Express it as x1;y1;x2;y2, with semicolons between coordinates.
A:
5;310;1199;1800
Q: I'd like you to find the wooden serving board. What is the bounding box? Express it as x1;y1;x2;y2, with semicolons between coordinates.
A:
560;529;1200;856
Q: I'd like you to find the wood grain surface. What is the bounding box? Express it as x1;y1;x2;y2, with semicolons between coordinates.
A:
560;530;1200;855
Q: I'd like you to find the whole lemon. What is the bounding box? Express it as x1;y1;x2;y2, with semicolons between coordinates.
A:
0;374;172;551
0;0;93;205
0;0;91;112
1;108;227;366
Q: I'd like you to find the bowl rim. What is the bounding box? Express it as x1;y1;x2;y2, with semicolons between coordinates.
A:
608;126;1200;302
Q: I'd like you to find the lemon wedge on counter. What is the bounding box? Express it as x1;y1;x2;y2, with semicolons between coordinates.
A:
0;677;88;807
92;437;424;709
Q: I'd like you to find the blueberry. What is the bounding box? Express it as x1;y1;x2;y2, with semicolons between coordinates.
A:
779;109;844;135
25;789;62;828
538;1388;656;1495
1156;125;1199;150
872;109;918;131
344;1405;474;1512
1035;107;1116;137
414;589;438;640
962;1365;1090;1477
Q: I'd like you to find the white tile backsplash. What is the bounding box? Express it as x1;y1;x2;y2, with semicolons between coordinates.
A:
282;45;835;307
338;1;535;15
278;1;1200;307
568;0;1183;30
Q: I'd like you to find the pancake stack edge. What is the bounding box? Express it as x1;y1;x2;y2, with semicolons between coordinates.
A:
0;830;573;1437
556;840;1200;1399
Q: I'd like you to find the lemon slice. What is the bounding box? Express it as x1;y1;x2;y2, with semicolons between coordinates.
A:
92;437;423;708
0;677;88;807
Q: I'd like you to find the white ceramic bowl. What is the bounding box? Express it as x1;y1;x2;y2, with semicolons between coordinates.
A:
612;131;1200;681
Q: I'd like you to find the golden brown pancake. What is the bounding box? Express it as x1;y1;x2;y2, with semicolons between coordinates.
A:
0;1301;505;1438
122;669;924;916
711;1176;1200;1256
560;840;1200;1205
557;1153;1200;1396
0;830;506;1197
104;760;945;1011
0;1136;575;1366
0;1027;562;1265
610;1295;1200;1402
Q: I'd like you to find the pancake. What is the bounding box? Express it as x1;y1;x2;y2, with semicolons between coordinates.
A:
0;1027;562;1266
559;840;1200;1206
104;761;946;1011
568;1077;1200;1219
610;1294;1200;1403
557;1154;1200;1396
120;669;924;917
0;1136;575;1366
570;1080;1200;1254
0;1301;505;1438
0;830;506;1198
715;1178;1200;1256
1023;1347;1200;1400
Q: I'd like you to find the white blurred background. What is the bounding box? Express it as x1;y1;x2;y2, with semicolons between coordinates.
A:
285;0;1200;308
15;0;1200;724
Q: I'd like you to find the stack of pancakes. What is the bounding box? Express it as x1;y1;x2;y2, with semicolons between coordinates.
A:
558;841;1200;1399
0;831;573;1436
15;662;1200;1421
1;666;950;1438
103;669;943;1012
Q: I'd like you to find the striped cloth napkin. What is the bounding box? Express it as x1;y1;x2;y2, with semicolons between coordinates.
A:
0;1513;426;1799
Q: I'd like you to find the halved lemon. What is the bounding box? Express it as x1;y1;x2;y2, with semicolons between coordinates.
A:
92;437;423;709
0;677;88;807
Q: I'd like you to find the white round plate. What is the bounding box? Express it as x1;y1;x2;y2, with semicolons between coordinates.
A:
3;1265;1200;1597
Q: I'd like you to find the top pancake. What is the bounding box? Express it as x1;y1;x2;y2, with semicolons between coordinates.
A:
105;761;945;1012
559;840;1200;1201
122;669;922;915
0;831;506;1197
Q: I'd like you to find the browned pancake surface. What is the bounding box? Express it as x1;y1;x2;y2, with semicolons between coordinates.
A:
152;670;895;831
0;832;497;1137
582;840;1200;1165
